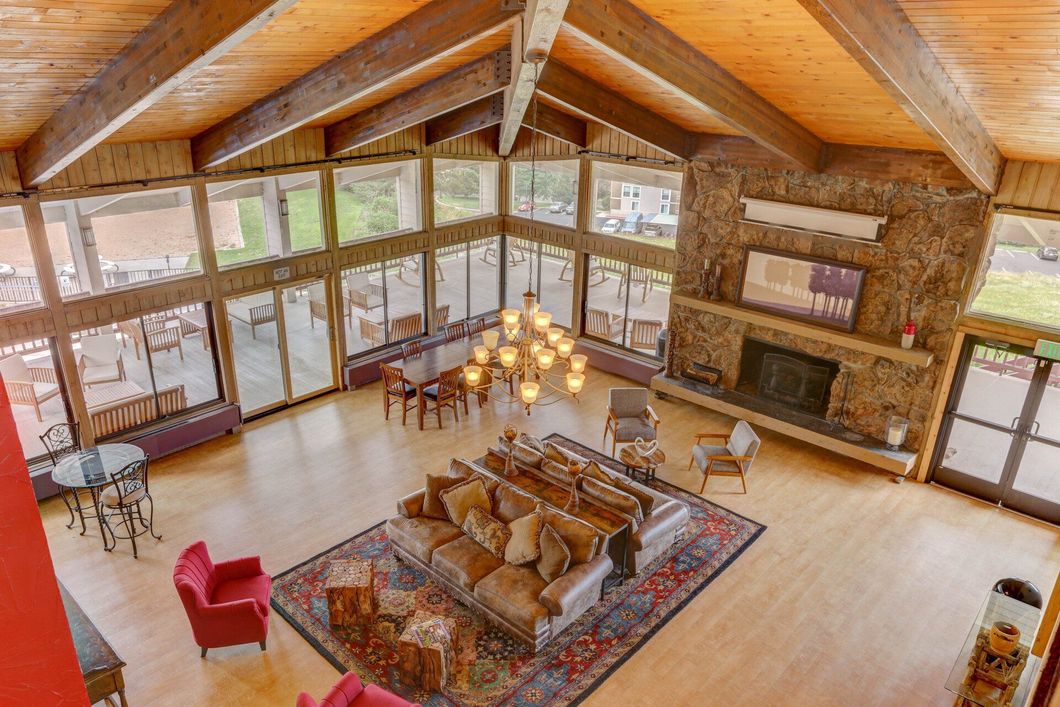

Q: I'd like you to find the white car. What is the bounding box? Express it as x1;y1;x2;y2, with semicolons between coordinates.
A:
600;219;622;234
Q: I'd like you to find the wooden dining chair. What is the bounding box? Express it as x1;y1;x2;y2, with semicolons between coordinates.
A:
380;363;416;425
100;456;161;559
467;317;487;336
401;341;422;359
445;322;466;342
422;366;462;428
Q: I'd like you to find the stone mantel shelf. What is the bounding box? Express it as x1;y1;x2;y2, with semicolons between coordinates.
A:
672;294;935;368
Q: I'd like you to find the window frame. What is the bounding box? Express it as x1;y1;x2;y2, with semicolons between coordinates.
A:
333;158;424;245
343;254;429;361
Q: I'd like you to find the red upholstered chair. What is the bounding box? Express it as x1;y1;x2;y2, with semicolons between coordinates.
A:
173;540;271;657
296;673;417;707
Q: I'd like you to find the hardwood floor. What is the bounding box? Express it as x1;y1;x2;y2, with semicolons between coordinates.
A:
39;368;1058;706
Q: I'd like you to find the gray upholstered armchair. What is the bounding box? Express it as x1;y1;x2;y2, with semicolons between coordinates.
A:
603;387;660;456
689;420;761;494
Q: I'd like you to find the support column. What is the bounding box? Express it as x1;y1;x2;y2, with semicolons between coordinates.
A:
397;162;421;233
422;155;439;334
261;177;292;259
61;202;105;294
320;167;348;376
480;161;499;216
570;155;593;336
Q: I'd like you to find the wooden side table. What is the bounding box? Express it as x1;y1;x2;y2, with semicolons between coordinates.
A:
397;611;459;692
620;445;666;482
326;559;375;627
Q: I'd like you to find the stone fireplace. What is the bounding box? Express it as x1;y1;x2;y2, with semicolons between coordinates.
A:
737;338;840;418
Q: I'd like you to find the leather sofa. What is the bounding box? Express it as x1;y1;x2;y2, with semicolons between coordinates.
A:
496;437;690;576
387;460;614;653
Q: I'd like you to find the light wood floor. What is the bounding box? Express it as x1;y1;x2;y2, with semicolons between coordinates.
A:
39;368;1059;706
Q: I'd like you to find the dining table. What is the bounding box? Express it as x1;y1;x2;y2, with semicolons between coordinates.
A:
52;443;145;548
399;337;481;430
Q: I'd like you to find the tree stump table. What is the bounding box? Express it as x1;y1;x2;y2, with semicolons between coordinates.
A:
397;611;459;692
326;559;374;627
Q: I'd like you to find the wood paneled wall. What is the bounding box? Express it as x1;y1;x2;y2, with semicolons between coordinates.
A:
994;160;1060;211
435;215;505;247
333;126;424;160
586;125;677;162
0;153;21;193
432;126;499;158
203;130;326;174
63;277;212;332
38;140;194;190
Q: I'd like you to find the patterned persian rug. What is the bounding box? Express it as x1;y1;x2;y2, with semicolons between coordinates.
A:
271;434;765;706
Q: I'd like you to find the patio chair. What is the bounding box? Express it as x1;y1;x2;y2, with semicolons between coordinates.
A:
388;312;423;343
78;334;125;387
346;275;384;313
618;266;655;303
381;363;416;425
689;420;761;494
434;304;450;329
559;255;608;286
358;316;386;347
308;282;349;329
603;387;660;457
585;307;624;341
147;326;184;361
481;240;527;266
0;353;60;421
629;319;663;352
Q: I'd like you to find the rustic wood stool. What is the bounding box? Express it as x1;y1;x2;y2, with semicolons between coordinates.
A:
326;559;374;627
397;611;459;692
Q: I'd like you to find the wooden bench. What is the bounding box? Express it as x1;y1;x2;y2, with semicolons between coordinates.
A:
227;300;276;339
90;384;187;438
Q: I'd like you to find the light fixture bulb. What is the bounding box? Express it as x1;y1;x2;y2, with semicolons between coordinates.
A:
569;353;587;373
536;348;556;370
499;346;518;368
566;372;585;394
546;327;563;346
520;381;540;405
482;330;499;351
556;337;575;358
474;345;490;364
533;311;552;333
501;308;521;329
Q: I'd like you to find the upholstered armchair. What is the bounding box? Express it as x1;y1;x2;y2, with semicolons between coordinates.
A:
78;333;125;387
173;540;271;657
689;420;761;494
0;354;60;421
603;387;660;456
296;673;417;707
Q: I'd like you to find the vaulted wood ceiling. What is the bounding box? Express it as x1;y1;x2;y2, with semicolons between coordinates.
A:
1;0;1058;193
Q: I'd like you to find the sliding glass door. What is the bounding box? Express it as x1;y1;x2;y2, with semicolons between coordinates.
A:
933;337;1060;524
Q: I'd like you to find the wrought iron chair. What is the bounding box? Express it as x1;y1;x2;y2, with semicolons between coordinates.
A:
422;366;462;428
39;422;89;533
445;322;466;342
100;456;161;558
380;363;416;425
401;341;422;359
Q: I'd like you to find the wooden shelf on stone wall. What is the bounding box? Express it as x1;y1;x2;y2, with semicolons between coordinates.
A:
671;294;935;368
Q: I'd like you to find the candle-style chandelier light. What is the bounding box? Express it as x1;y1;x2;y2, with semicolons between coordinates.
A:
461;52;588;414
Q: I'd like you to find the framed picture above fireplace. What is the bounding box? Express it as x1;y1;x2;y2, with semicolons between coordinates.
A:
736;246;866;332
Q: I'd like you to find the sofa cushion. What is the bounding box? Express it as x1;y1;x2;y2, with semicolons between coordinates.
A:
422;474;463;520
512;443;544;470
474;563;549;634
614;477;657;517
544;441;588;467
493;483;539;524
691;444;741;473
535;524;570;582
447;458;478;480
439;477;491;528
609;387;648;418
538;458;571;486
581;460;615;486
505;510;543;565
538;506;599;565
432;535;504;593
463;505;511;559
581;476;642;523
212;574;272;615
518;433;545;454
727;421;761;472
387;516;464;564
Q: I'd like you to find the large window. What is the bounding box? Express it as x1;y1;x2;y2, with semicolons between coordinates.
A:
43;186;201;298
972;212;1060;329
344;256;428;357
584;258;670;357
504;239;574;329
70;305;222;439
335;160;422;243
592;162;682;249
208;171;324;268
0;204;42;312
0;337;70;462
433;159;498;225
435;237;501;324
510;159;578;229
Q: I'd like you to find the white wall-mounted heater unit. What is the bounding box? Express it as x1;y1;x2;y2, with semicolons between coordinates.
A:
739;196;887;243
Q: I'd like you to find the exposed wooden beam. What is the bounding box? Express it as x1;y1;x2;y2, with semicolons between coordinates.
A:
497;0;570;156
537;60;691;158
15;0;296;186
192;0;520;169
795;0;1003;194
426;95;505;146
523;101;586;147
325;50;511;155
563;0;821;171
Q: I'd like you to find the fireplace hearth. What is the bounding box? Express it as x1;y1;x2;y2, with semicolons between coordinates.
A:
737;338;840;417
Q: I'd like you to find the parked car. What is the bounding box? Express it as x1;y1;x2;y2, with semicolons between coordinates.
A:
60;260;119;275
549;202;566;213
563;203;575;215
620;212;644;234
643;223;663;236
0;263;15;277
601;219;622;234
1038;245;1059;261
517;201;535;212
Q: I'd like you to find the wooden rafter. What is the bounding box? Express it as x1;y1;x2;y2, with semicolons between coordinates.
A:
563;0;822;171
523;101;586;147
497;0;570;156
795;0;1004;194
15;0;297;187
191;0;520;169
537;60;690;158
326;50;511;155
425;96;505;146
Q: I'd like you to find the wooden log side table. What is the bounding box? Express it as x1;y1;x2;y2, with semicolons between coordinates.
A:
619;445;666;482
326;559;375;627
397;611;459;692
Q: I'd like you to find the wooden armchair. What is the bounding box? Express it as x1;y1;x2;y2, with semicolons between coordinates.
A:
434;304;451;329
0;354;60;421
629;319;663;352
585;307;625;341
689;420;761;494
603;387;660;456
380;363;417;425
422;366;463;429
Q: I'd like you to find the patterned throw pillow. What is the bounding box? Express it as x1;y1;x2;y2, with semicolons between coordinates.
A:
439;477;491;527
518;433;546;454
422;474;464;520
504;510;543;564
581;460;616;486
538;505;599;565
463;505;511;559
536;524;570;583
543;441;588;467
581;476;642;523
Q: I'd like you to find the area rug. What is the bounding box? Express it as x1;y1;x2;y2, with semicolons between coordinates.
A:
271;434;765;706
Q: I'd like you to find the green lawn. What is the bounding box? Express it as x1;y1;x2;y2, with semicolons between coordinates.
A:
435;194;482;224
973;270;1060;328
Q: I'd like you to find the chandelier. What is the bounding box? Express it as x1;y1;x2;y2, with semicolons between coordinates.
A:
462;53;588;414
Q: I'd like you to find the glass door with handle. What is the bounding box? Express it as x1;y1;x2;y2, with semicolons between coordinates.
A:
933;337;1060;524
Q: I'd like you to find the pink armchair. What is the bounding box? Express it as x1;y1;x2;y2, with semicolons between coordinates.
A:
173;540;271;657
296;673;418;707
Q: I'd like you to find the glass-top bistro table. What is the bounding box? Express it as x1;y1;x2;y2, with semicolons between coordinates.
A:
52;444;145;549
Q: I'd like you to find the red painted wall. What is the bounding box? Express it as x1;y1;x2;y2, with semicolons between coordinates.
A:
0;381;89;704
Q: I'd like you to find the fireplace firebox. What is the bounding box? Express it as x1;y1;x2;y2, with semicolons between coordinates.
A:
736;338;840;417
